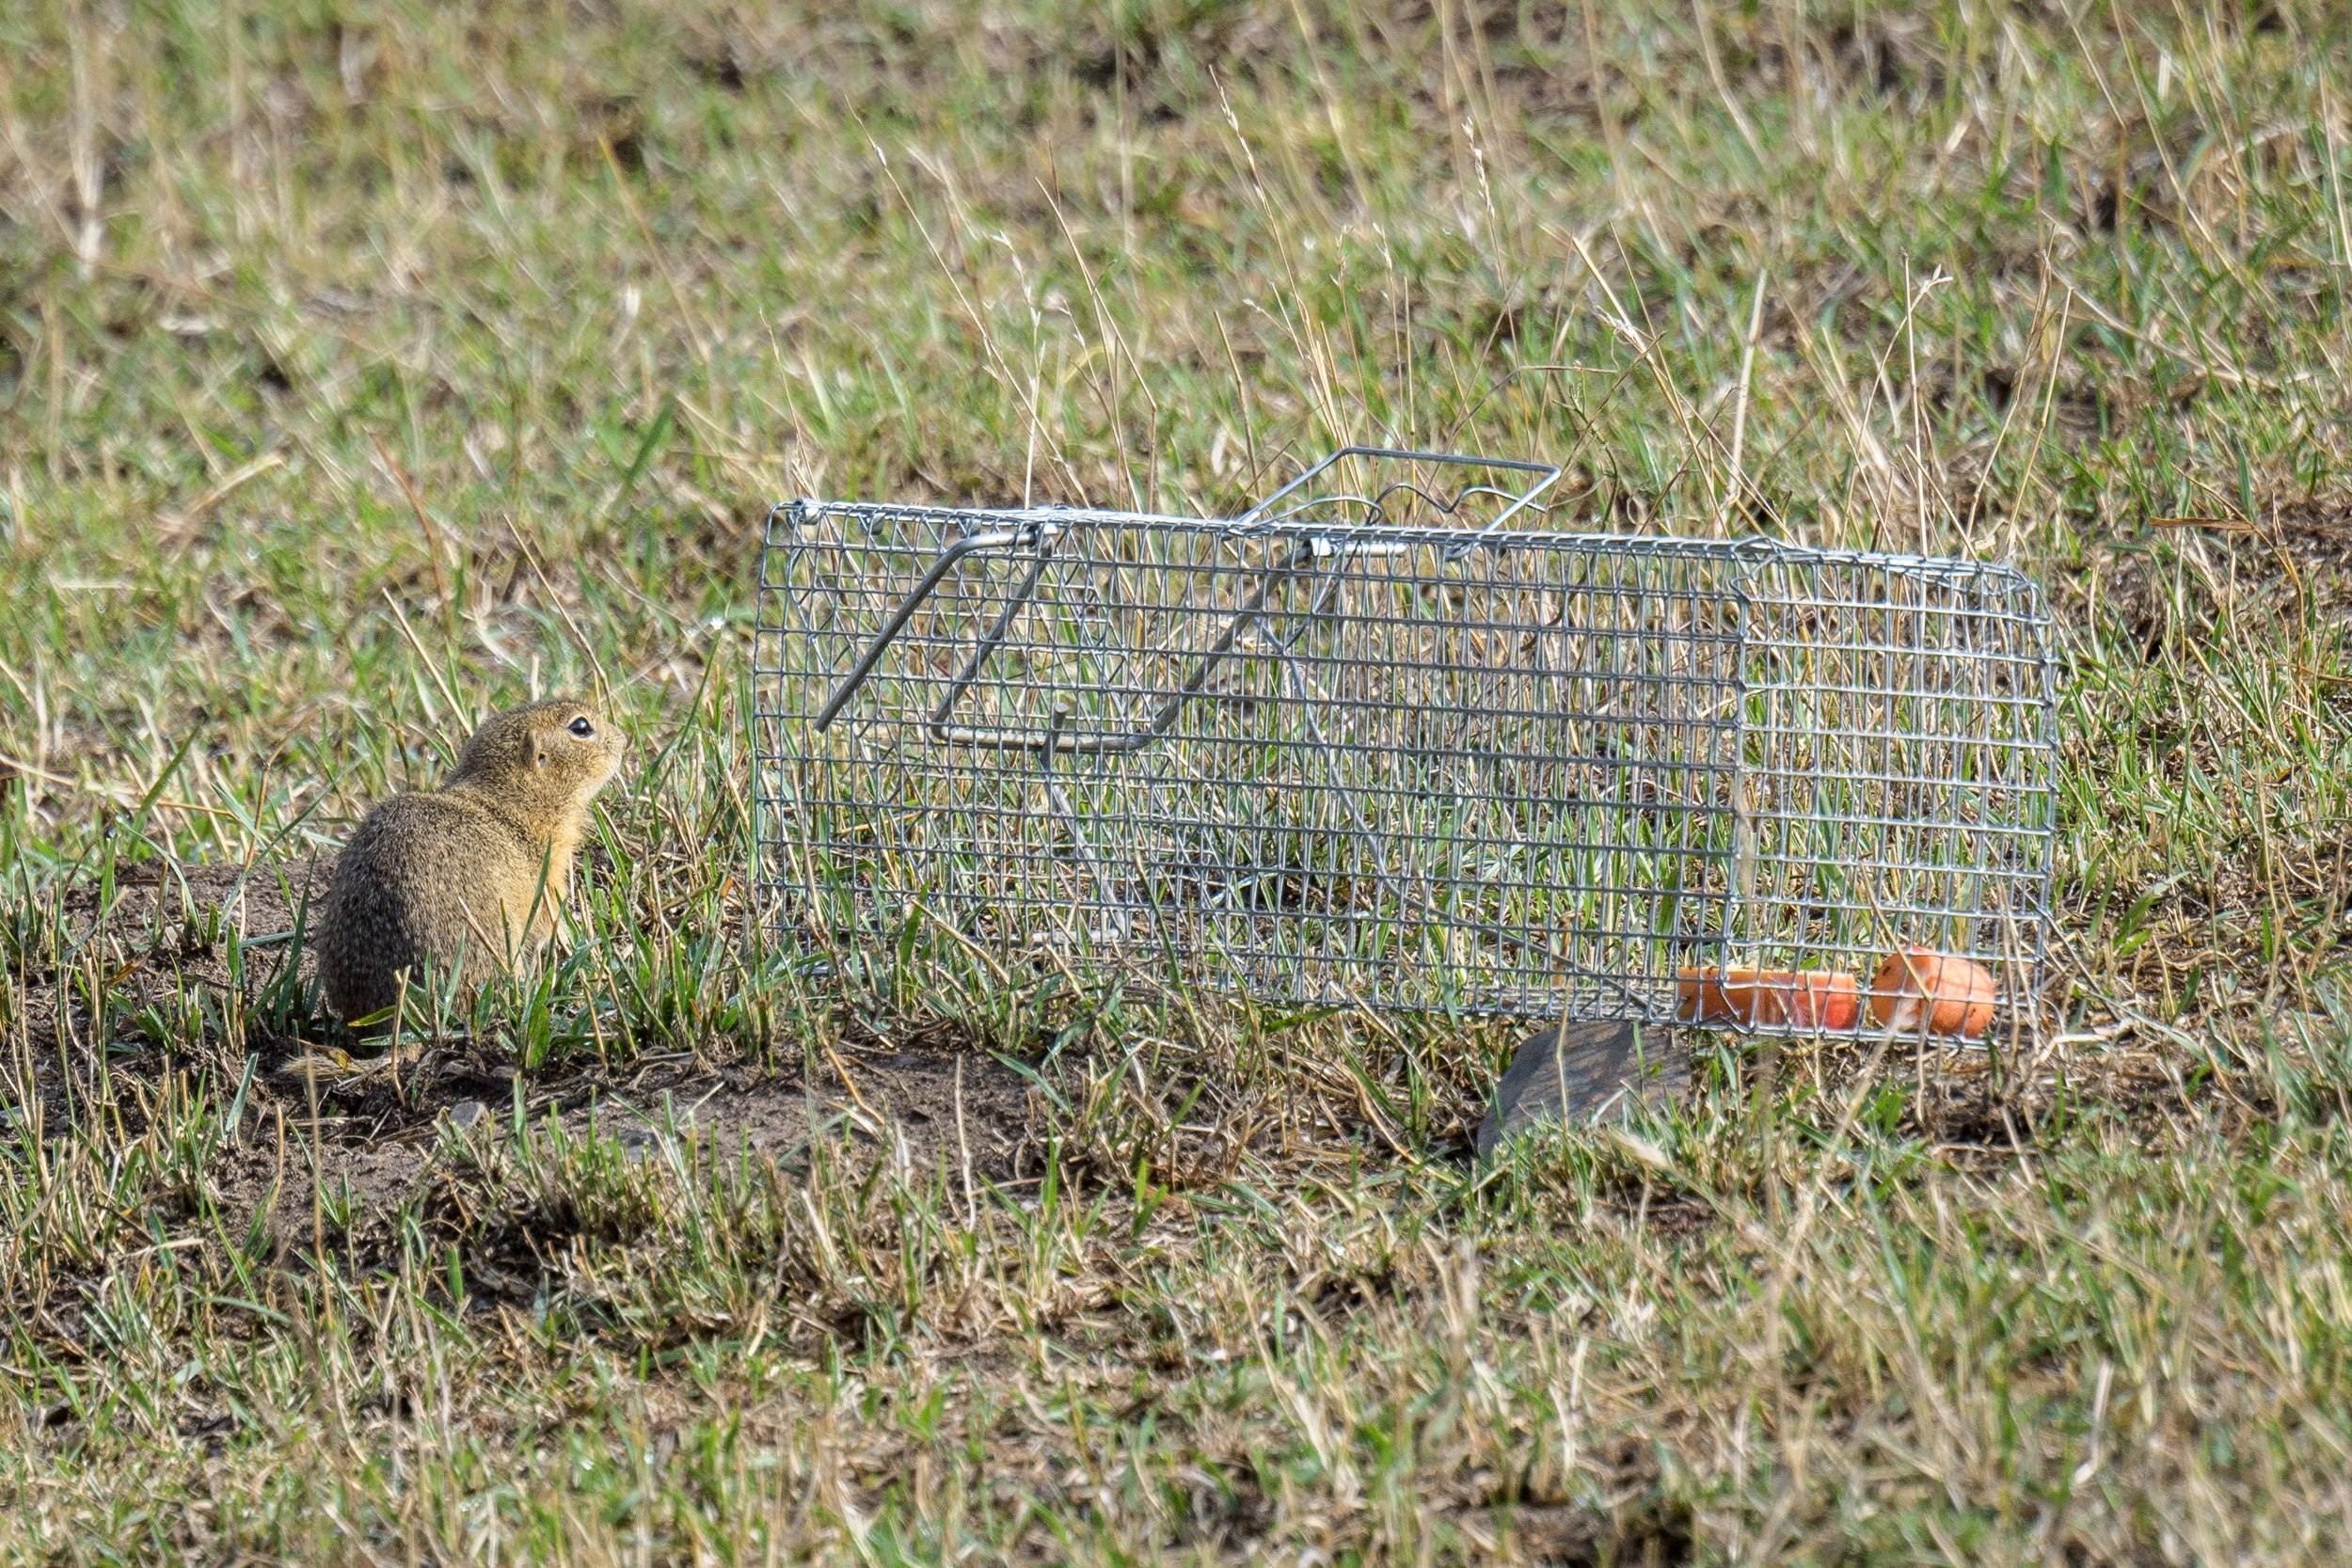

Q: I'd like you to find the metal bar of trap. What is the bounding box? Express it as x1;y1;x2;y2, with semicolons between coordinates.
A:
1237;445;1565;545
813;447;1567;746
925;541;1315;753
811;526;1030;731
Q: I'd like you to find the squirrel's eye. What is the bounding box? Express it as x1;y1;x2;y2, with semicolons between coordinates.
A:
568;716;596;738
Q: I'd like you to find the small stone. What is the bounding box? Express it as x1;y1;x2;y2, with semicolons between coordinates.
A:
1475;1022;1688;1161
447;1100;488;1131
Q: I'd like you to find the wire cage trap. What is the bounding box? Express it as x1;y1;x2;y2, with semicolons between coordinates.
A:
753;447;2058;1038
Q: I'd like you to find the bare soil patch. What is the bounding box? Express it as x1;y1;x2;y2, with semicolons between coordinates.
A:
17;857;1041;1266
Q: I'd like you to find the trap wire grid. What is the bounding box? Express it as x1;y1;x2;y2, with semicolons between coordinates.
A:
752;448;2058;1037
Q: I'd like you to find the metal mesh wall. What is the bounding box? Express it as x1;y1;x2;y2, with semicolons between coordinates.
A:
752;474;2056;1034
1726;553;2055;1016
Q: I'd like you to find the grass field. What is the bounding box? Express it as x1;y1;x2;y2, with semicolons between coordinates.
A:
6;0;2352;1560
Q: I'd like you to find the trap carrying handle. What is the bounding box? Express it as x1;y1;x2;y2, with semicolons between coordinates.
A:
812;446;1563;746
1237;445;1565;548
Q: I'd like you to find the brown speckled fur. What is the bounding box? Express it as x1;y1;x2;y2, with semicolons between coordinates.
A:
316;698;625;1029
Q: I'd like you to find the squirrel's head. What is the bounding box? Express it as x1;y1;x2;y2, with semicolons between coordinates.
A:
446;697;626;817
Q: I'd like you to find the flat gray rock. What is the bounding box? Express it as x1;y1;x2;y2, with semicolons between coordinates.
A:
1475;1021;1688;1159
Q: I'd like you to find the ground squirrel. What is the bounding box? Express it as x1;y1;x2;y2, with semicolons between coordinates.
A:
317;698;625;1030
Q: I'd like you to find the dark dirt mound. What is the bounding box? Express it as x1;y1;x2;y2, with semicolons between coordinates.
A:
15;857;1042;1265
204;1048;1038;1266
